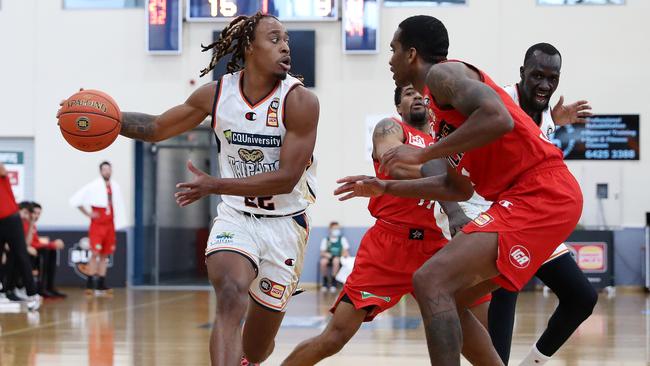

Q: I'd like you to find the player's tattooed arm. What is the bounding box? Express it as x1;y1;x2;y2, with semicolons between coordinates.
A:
120;82;214;142
0;162;6;177
372;119;422;179
120;112;157;140
419;63;514;160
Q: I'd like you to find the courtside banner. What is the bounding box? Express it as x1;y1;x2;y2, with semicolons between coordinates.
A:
565;230;614;288
38;230;127;288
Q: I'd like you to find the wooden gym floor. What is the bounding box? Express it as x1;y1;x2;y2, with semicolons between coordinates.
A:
1;288;648;365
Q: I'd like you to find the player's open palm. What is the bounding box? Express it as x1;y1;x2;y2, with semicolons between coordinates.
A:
334;175;387;201
551;96;593;126
175;160;216;207
379;144;425;174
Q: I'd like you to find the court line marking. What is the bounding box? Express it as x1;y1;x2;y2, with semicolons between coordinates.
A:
0;292;195;337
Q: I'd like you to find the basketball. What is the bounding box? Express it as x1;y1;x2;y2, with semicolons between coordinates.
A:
57;89;121;152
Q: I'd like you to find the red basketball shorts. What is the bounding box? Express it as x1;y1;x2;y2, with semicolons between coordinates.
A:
89;221;116;255
331;220;491;321
462;161;583;292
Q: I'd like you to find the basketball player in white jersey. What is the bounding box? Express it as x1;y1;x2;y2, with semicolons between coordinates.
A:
60;13;319;366
431;43;596;366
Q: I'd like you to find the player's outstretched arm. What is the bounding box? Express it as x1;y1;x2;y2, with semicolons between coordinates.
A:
335;165;473;202
0;162;6;177
372;118;422;179
120;82;215;142
174;86;319;205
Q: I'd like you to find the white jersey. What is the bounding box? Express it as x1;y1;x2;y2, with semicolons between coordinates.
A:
213;71;317;215
502;84;556;139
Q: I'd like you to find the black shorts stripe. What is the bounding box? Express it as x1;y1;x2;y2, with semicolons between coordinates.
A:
291;213;308;231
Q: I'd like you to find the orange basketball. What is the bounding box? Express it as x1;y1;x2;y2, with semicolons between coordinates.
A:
58;89;121;152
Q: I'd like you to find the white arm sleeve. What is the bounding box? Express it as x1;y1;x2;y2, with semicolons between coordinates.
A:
341;237;350;250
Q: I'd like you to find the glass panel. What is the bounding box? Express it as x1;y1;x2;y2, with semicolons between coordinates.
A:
139;126;215;286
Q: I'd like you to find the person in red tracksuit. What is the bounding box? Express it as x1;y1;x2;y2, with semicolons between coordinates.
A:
70;161;122;295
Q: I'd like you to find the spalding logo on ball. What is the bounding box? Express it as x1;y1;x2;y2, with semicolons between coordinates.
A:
58;89;121;152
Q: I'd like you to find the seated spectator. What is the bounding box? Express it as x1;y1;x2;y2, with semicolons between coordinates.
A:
30;202;66;298
320;222;350;293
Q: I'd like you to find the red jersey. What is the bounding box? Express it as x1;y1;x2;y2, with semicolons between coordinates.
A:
368;118;440;232
0;175;19;219
91;183;114;225
22;219;49;249
424;60;564;202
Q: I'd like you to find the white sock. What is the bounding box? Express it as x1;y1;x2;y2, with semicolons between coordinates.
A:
519;345;551;366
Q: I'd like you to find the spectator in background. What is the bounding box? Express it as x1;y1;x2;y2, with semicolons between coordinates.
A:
0;162;41;310
320;222;350;293
30;202;66;298
3;201;39;301
70;161;125;295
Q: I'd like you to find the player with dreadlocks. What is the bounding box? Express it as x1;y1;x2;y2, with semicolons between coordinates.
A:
80;12;318;366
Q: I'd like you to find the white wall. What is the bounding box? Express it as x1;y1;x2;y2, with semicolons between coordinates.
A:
0;0;648;228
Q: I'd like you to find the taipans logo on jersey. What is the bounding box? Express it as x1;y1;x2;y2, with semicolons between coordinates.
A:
223;130;282;148
509;245;531;269
227;148;280;178
438;121;465;168
266;98;280;127
260;278;286;299
408;132;427;148
245;112;257;121
473;213;493;227
238;148;264;163
68;237;113;280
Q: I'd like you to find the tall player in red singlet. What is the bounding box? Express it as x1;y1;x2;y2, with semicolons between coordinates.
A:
335;16;583;364
282;85;500;366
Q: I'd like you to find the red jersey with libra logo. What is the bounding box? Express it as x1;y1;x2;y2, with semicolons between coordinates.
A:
368;118;440;231
423;60;565;202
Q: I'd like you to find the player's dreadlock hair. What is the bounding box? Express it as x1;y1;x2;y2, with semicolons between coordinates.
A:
199;12;275;77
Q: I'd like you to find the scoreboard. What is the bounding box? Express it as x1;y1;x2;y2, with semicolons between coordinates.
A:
187;0;338;22
147;0;182;54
